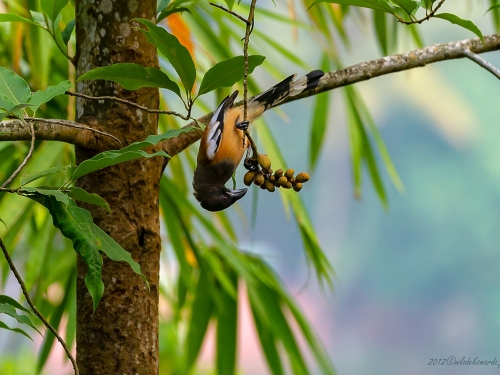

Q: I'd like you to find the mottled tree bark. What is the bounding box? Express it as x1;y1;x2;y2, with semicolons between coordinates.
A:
74;1;161;374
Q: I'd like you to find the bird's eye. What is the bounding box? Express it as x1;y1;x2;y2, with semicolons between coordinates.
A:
221;195;228;202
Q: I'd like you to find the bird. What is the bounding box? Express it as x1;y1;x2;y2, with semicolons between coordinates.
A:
193;70;324;212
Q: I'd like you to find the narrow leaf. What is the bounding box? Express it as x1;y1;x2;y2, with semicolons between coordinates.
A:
91;224;148;286
62;19;75;45
0;295;31;314
198;55;266;96
185;271;214;372
77;63;181;97
66;187;111;212
216;271;238;375
157;7;191;24
22;187;70;206
20;165;72;186
309;0;395;14
135;19;196;93
0;14;38;26
435;13;484;42
71;127;194;180
28;80;73;114
0;304;41;335
0;321;33;340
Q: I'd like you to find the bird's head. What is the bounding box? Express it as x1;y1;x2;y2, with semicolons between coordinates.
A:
193;185;247;212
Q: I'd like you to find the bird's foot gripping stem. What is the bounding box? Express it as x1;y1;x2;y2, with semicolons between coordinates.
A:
236;120;250;131
243;146;258;171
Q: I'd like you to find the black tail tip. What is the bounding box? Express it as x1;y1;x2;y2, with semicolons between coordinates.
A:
305;70;324;89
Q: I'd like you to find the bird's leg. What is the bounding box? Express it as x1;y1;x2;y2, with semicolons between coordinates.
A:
243;146;258;171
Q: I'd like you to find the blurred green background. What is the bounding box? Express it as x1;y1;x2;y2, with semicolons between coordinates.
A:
2;1;500;374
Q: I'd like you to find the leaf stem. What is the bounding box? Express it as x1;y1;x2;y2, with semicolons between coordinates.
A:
0;236;79;375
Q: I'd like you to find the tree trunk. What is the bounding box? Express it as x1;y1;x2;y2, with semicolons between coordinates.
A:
74;1;161;374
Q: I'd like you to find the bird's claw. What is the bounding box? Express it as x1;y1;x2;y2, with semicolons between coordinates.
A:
244;157;259;171
236;120;250;131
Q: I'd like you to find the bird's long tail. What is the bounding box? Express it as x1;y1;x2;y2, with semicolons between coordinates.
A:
249;69;324;111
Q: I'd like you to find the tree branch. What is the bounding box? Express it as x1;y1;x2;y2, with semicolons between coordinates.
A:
163;33;500;156
2;34;500;155
0;118;121;150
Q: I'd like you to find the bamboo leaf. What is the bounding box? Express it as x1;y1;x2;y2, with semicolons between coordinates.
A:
185;270;214;372
62;19;75;45
77;63;181;97
157;7;191;23
216;271;238;375
0;295;31;314
0;303;41;336
0;321;33;340
309;0;395;14
198;55;265;96
135;19;196;93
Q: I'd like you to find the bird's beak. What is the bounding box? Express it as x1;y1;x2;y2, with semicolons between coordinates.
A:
227;188;248;201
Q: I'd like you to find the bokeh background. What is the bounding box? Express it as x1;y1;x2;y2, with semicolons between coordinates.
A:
2;1;500;375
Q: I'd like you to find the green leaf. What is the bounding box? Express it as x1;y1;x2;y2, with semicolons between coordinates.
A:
0;103;36;120
91;224;148;287
216;271;238;375
0;218;6;229
435;13;484;42
486;4;500;14
71;127;194;180
185;270;214;373
250;303;284;375
223;0;235;10
0;304;42;336
198;55;266;97
157;7;191;23
0;321;33;340
40;0;70;23
157;0;171;13
0;67;31;106
62;19;75;45
77;63;181;97
135;19;196;94
20;165;72;186
309;0;395;13
373;11;389;55
29;10;49;28
0;295;31;314
391;0;418;16
309;55;330;171
28;80;72;114
22;187;70;205
26;194;104;312
0;14;38;26
65;187;111;213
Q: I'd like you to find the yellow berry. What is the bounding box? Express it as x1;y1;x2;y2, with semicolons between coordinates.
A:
293;182;303;192
295;172;310;183
254;174;265;186
244;171;257;186
258;154;271;171
285;168;294;180
265;180;275;192
274;169;283;178
278;176;288;187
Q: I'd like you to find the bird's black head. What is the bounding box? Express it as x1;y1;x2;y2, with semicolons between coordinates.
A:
193;185;247;212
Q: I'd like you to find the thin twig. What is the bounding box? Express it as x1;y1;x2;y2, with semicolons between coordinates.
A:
209;2;251;24
1;119;35;188
25;117;122;145
0;237;79;375
397;0;447;24
242;0;258;157
462;48;500;79
65;91;191;120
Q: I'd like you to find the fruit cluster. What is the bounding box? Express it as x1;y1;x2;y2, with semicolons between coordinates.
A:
243;154;310;193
